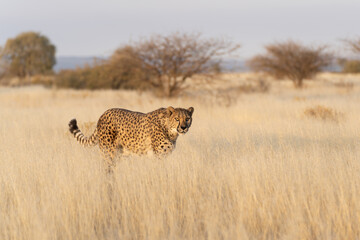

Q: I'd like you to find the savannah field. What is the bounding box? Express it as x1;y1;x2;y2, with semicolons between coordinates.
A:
1;73;360;240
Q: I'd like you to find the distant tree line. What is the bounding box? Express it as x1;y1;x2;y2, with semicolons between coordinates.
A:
1;31;360;96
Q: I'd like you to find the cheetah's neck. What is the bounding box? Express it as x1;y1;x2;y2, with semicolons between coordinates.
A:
153;114;178;143
167;129;179;143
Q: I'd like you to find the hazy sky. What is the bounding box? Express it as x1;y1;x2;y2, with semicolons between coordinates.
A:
1;0;359;58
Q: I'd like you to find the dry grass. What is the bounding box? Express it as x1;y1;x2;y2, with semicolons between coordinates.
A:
304;105;344;123
1;73;360;239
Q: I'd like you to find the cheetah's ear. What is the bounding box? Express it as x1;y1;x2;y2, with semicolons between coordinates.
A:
167;106;175;116
188;107;194;116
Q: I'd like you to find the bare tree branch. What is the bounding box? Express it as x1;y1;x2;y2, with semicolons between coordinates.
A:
343;38;360;54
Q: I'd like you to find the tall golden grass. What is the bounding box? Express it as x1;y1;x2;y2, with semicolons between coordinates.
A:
1;73;360;239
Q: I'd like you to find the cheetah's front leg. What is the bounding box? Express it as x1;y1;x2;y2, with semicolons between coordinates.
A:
152;139;175;156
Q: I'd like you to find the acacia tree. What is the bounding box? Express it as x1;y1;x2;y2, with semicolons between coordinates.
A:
0;32;56;78
128;32;240;97
248;41;333;88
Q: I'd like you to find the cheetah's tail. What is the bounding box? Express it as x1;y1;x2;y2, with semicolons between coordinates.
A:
68;119;98;147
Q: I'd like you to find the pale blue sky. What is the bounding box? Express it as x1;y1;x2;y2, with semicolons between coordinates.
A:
1;0;359;58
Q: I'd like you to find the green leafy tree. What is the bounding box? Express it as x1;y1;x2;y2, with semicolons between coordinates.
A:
1;32;56;78
248;41;333;88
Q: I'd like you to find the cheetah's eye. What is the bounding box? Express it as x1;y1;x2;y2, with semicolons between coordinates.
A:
175;117;179;121
186;118;190;121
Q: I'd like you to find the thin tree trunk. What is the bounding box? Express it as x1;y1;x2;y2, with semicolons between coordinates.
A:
293;78;303;88
162;76;172;97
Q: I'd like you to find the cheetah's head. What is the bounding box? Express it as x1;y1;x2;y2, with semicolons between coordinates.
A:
166;106;194;135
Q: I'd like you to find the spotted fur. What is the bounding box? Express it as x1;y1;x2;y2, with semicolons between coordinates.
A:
68;106;194;167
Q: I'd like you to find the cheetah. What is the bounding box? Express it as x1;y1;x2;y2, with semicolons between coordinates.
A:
68;106;194;167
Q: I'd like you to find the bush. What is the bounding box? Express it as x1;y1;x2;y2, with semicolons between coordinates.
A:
106;46;152;90
55;67;90;89
55;48;151;90
341;60;360;73
304;105;343;123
